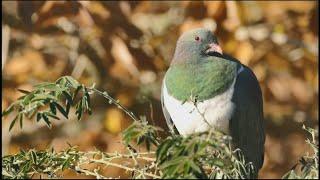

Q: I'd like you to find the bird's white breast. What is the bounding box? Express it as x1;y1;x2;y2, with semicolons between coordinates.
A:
162;78;236;136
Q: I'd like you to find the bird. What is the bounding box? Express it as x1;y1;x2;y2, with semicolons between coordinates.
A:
161;28;265;175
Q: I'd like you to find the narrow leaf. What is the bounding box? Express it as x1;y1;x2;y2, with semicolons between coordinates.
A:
46;112;60;120
2;103;15;116
189;161;202;174
63;91;73;105
19;113;23;129
62;157;71;170
17;89;31;94
53;102;68;119
36;113;42;122
34;82;56;89
65;76;80;87
72;85;82;102
31;150;37;164
49;102;57;115
42;114;51;128
9;115;18;131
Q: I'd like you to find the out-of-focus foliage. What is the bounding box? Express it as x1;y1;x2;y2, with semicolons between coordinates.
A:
2;1;318;178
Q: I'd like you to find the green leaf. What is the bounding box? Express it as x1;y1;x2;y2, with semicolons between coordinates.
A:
189;161;202;174
56;76;66;85
26;108;37;119
62;157;71;170
84;89;91;112
157;139;173;162
42;114;51;128
9;114;19;131
22;93;35;105
34;82;57;89
72;85;82;102
19;113;23;129
160;156;187;169
46;112;60;120
49;102;57;115
145;138;151;151
66;100;71;115
37;156;47;166
75;100;83;120
65;76;80;88
2;103;15;116
36;113;42;122
31;150;37;164
31;94;57;102
63;91;73;105
17;89;31;94
53;102;68;119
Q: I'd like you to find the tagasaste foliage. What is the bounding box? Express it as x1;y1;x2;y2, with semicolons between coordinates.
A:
2;76;318;179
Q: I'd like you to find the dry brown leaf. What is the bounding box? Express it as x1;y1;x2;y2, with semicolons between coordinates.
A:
266;52;291;73
239;1;263;24
40;1;65;13
267;74;314;105
259;1;316;22
116;92;134;107
5;49;47;83
290;78;313;105
204;1;225;18
264;102;293;122
234;41;254;65
265;135;285;164
252;63;267;82
80;1;110;19
222;39;238;54
223;1;241;31
179;18;217;34
267;74;292;102
111;36;140;79
77;7;95;27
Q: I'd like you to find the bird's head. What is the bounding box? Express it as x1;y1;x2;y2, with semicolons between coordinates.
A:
172;28;222;64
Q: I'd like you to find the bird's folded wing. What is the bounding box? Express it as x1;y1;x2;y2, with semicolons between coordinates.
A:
230;65;265;171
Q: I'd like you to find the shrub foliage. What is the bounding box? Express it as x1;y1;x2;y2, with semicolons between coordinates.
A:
2;76;318;179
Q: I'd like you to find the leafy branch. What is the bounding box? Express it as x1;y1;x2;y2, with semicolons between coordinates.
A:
3;76;92;130
2;145;158;179
2;76;318;179
282;125;319;179
2;76;143;130
2;130;255;179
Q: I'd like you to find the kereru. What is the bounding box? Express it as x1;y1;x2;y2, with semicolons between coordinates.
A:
161;28;265;174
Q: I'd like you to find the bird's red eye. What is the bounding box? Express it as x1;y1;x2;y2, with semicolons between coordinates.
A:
195;36;200;41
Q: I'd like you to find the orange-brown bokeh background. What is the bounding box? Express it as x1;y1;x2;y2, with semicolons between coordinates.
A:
2;1;318;178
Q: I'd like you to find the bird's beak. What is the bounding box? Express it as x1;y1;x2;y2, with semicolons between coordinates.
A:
205;43;222;55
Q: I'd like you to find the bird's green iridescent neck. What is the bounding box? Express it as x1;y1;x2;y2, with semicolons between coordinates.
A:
165;56;237;102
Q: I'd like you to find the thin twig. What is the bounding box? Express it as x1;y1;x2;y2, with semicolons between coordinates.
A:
90;159;161;179
89;88;139;121
192;101;213;129
74;166;110;179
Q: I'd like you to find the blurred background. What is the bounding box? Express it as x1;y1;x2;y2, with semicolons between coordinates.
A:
2;1;318;179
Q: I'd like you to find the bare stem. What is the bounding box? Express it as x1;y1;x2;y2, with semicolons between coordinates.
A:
89;88;139;121
90;159;161;179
